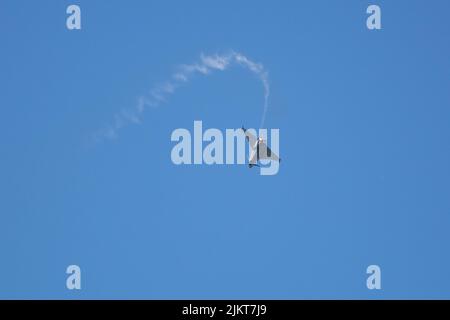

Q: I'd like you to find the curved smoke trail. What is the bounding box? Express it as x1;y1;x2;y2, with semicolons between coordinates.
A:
94;51;270;141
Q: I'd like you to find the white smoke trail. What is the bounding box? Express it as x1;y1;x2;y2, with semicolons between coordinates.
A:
94;51;270;142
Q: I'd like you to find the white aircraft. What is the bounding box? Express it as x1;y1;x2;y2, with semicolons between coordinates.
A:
241;126;281;168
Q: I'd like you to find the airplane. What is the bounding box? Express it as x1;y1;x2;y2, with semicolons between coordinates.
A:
241;126;281;168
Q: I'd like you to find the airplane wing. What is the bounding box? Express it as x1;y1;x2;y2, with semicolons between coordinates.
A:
258;141;280;162
249;148;258;165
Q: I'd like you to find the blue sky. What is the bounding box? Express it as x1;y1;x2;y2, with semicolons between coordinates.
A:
1;0;450;299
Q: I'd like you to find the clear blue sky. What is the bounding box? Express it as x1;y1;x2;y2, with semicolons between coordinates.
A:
1;0;450;299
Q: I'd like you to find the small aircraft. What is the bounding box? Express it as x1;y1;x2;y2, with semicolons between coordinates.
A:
241;126;281;168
